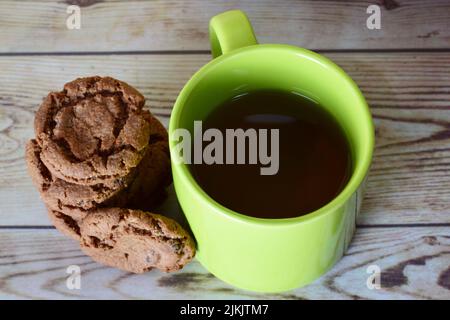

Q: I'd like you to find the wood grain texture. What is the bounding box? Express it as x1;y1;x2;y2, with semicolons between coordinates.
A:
0;52;449;226
1;0;449;52
0;227;448;299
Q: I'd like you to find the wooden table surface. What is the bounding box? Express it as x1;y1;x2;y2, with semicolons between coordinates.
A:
0;0;449;299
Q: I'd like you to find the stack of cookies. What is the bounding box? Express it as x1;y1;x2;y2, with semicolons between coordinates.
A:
26;76;195;273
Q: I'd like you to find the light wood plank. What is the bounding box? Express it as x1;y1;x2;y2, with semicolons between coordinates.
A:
0;227;448;299
1;0;449;52
0;53;449;225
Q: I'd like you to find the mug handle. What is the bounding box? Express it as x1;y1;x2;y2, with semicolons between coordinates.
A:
209;10;258;58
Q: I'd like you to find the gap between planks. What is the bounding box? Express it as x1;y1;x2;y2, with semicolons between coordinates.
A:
0;48;450;57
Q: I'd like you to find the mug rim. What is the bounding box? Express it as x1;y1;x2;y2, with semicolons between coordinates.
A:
169;44;374;226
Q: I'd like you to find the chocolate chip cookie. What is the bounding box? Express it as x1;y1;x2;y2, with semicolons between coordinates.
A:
79;208;195;273
28;141;170;240
27;113;170;212
35;76;150;186
112;114;172;211
27;76;195;274
26;139;135;210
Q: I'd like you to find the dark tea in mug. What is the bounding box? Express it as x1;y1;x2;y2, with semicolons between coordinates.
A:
190;90;352;219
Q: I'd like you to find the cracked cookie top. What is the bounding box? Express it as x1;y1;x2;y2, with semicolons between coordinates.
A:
35;76;150;185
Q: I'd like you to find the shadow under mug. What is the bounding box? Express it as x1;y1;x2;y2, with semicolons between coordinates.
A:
169;10;374;292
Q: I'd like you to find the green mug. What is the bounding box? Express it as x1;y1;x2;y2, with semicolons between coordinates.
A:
169;10;374;292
